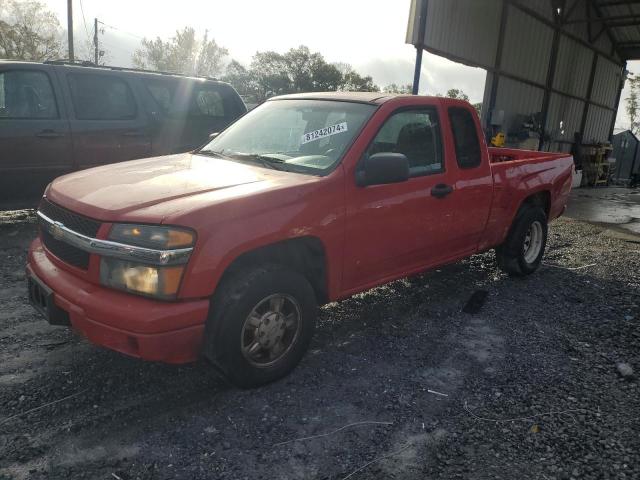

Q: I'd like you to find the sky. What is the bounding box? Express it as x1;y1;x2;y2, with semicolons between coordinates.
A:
44;0;635;130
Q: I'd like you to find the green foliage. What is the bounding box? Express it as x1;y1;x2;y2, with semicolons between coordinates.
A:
445;88;469;102
224;45;378;101
626;73;640;135
0;0;61;61
132;27;228;77
383;83;413;94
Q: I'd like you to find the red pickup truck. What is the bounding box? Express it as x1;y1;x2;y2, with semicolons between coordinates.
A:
27;92;573;387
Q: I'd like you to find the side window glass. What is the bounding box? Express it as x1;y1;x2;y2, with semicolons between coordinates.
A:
449;107;482;169
367;108;443;177
68;74;136;120
0;70;58;119
145;80;175;114
192;88;225;117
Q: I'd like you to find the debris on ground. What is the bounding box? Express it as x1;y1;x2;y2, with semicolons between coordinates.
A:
1;213;639;480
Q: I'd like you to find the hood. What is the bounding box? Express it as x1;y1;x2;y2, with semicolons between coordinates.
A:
47;153;285;220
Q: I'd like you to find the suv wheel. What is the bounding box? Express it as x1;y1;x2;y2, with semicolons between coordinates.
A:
203;265;317;388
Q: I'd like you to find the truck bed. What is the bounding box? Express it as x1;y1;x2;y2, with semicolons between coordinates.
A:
478;147;574;252
488;147;570;164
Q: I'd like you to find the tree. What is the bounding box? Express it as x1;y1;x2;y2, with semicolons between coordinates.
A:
222;59;255;96
384;83;413;94
473;102;482;117
335;63;378;92
249;50;290;98
132;27;228;77
626;73;640;135
0;0;62;61
445;88;470;101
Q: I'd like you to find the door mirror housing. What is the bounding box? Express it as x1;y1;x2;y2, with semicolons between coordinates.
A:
356;152;410;187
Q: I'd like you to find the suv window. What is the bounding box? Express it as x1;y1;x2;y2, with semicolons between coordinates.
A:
67;74;136;120
367;108;443;177
0;70;58;119
449;107;482;169
193;88;224;117
143;78;234;118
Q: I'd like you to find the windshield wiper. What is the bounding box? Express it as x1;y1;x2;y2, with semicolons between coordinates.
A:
226;152;289;171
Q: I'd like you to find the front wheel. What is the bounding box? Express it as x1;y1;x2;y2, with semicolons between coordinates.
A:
203;265;317;388
496;206;548;276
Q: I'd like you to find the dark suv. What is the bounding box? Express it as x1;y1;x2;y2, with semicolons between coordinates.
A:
0;60;246;206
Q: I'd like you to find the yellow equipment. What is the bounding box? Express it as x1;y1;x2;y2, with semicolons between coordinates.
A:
491;132;506;147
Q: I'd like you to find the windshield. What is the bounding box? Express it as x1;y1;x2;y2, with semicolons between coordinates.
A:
198;99;377;175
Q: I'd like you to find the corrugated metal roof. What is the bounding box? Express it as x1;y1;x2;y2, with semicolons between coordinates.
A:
584;105;614;142
422;0;502;68
553;36;592;98
494;76;545;131
591;56;623;107
500;6;554;86
546;93;585;141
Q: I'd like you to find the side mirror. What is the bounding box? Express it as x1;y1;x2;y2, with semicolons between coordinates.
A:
209;132;220;140
356;152;410;187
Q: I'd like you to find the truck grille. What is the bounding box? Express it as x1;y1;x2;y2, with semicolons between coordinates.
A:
38;199;102;270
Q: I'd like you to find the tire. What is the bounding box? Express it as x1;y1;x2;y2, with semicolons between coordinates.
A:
203;264;317;388
495;206;548;277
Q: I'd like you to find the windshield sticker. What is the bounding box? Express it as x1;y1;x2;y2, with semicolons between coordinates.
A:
301;122;348;145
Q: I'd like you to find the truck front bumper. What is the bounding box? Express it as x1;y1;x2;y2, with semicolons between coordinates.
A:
27;238;210;364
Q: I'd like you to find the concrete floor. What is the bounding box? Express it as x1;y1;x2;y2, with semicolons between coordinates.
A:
565;187;640;237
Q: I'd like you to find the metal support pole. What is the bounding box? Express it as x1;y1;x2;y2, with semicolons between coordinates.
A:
411;0;428;95
412;48;423;95
538;18;562;151
608;62;627;141
67;0;74;61
94;18;99;65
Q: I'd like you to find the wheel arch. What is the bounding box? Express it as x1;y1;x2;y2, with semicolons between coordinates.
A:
214;236;329;305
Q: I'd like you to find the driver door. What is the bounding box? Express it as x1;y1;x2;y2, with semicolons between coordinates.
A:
342;107;457;292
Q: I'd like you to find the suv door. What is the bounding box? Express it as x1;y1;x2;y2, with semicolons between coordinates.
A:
0;65;72;204
59;69;151;168
343;106;457;291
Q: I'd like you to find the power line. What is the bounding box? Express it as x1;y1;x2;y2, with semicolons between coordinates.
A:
78;0;92;49
98;21;145;41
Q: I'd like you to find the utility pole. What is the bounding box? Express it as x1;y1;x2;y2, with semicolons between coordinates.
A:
94;18;99;65
67;0;74;61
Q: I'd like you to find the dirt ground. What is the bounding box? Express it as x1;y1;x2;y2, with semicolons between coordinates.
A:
0;202;639;479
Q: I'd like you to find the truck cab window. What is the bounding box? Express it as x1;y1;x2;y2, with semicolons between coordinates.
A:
367;108;443;177
449;107;481;169
0;70;58;119
68;74;136;120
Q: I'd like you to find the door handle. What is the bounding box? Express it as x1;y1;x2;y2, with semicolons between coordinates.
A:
35;130;64;139
431;183;453;198
122;130;144;137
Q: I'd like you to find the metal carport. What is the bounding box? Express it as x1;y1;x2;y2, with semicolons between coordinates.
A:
407;0;640;152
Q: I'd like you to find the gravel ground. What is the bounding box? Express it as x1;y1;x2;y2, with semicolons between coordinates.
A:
0;211;639;480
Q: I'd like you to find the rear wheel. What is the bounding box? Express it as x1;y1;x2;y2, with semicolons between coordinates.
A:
496;206;548;276
203;265;317;388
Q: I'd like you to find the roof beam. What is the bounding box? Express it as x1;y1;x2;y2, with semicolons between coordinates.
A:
594;0;640;6
565;13;640;23
566;13;640;23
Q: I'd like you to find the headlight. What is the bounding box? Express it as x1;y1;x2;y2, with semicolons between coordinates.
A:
100;258;185;299
108;224;195;249
100;224;195;299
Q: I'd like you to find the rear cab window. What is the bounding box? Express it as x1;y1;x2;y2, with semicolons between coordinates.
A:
67;73;137;120
449;106;482;169
0;70;58;119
